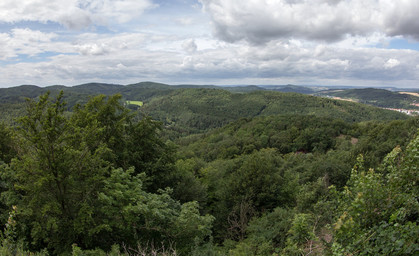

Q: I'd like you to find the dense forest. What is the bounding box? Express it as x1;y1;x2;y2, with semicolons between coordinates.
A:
1;83;417;126
0;84;418;255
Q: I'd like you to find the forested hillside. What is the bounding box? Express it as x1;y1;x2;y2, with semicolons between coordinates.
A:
317;88;419;110
0;86;417;255
0;83;409;127
141;89;406;136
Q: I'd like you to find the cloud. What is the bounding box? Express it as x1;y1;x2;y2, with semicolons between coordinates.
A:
0;0;155;29
0;28;58;60
175;39;419;85
199;0;419;44
11;28;57;42
1;18;419;88
2;33;419;87
75;43;110;56
182;39;198;53
382;1;419;40
72;32;151;56
83;0;156;25
383;58;400;69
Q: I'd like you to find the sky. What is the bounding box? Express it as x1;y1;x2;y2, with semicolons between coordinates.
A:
0;0;419;88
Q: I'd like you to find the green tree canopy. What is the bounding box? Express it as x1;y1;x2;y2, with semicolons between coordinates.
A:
332;132;419;255
1;92;213;254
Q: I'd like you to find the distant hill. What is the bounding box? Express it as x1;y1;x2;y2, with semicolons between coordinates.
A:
220;85;265;93
0;85;46;102
317;88;419;109
263;84;318;94
0;82;410;130
0;83;125;124
141;88;407;136
70;82;123;95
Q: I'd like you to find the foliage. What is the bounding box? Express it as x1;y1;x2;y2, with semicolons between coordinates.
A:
70;94;176;192
0;123;16;164
0;87;417;255
281;213;317;256
332;133;419;255
200;148;300;242
179;115;351;161
0;92;214;255
322;87;419;110
143;89;407;136
5;92;111;253
227;207;295;255
353;117;419;168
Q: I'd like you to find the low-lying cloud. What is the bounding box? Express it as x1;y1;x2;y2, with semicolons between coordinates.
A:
1;33;418;87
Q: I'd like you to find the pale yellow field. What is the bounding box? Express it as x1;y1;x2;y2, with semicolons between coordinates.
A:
399;92;419;97
126;100;143;106
330;96;357;102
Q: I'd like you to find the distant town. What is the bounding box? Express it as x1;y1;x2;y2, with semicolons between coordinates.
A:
384;108;419;116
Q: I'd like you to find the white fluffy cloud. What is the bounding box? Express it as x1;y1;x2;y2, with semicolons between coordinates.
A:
73;32;145;56
182;39;198;53
0;28;58;60
384;58;400;69
199;0;419;44
0;0;155;29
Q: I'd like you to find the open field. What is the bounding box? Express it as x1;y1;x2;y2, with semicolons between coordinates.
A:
126;100;143;106
329;96;357;102
399;92;419;97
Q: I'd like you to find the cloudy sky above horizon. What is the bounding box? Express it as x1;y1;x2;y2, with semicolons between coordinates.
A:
1;0;419;88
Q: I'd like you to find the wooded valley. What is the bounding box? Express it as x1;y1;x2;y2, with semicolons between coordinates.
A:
0;83;417;255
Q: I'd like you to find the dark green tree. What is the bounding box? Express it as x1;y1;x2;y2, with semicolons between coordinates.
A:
7;91;110;253
2;92;213;254
71;94;176;192
0;123;16;164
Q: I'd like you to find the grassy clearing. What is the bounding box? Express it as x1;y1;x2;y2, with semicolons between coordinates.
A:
126;100;143;106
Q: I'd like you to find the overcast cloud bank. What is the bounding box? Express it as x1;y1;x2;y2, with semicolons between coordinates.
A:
0;0;418;88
